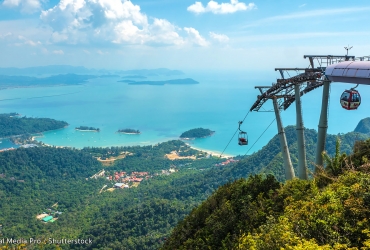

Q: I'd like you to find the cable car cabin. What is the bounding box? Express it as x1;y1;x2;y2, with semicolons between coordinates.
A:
340;90;361;110
238;131;248;146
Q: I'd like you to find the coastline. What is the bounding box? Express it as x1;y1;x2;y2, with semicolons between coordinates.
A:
28;135;235;158
185;143;234;158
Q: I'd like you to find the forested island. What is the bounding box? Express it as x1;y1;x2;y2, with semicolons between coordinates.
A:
180;128;215;139
75;126;100;132
122;75;147;79
117;128;141;134
0;74;97;89
0;113;68;137
118;78;199;85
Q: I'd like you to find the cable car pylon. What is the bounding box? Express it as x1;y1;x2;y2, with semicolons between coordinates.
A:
249;53;370;179
252;86;295;181
272;96;295;180
315;78;330;168
275;68;309;180
295;80;308;179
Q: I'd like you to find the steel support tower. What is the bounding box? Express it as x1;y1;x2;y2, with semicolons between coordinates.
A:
294;83;308;179
315;79;330;167
272;96;295;180
303;55;354;169
250;54;357;179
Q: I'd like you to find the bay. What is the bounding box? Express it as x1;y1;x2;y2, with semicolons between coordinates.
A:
0;70;368;155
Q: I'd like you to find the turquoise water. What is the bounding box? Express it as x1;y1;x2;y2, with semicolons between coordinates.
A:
0;139;19;149
0;70;369;155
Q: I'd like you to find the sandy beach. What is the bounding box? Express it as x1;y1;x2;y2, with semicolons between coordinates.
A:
186;143;234;159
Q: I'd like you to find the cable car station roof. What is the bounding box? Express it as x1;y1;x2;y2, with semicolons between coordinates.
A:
325;61;370;85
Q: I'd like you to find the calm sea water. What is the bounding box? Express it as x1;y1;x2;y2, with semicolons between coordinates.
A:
0;70;369;155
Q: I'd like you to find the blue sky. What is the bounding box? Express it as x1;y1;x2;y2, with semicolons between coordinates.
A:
0;0;370;70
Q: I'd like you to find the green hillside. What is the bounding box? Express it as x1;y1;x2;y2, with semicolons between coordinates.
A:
354;117;370;134
162;139;370;250
0;118;369;249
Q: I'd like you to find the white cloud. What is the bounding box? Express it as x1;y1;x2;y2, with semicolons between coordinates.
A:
53;49;64;54
0;32;13;39
184;27;208;47
187;0;256;14
17;35;42;46
2;0;42;13
0;32;42;46
299;3;306;8
209;32;229;43
97;50;105;55
40;0;188;46
147;18;184;46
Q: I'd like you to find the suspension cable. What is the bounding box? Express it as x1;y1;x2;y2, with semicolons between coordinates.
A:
243;118;276;157
219;110;251;158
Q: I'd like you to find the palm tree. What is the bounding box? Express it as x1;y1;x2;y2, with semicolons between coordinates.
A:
322;137;347;176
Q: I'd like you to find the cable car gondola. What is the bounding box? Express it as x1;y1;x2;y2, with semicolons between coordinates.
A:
340;85;361;110
238;121;248;146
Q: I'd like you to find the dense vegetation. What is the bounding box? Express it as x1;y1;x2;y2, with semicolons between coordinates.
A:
1;118;369;249
163;139;370;250
180;128;215;139
0;147;104;239
117;128;140;134
0;113;68;137
75;126;100;132
0;140;220;249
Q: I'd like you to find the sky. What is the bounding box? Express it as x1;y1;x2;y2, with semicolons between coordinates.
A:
1;0;370;70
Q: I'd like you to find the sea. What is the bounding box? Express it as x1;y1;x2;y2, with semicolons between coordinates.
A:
0;70;369;156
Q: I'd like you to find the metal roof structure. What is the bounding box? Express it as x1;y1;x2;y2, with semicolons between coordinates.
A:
325;61;370;85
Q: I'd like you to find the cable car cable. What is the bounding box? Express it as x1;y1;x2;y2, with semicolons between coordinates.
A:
243;118;276;157
219;110;251;158
227;117;276;173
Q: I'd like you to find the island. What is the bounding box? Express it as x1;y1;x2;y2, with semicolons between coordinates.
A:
0;113;68;138
180;128;215;139
117;129;141;134
122;75;147;79
75;126;100;132
0;74;97;89
117;78;199;85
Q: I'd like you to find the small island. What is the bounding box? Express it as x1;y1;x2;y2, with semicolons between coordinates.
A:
75;126;100;132
117;129;141;134
117;78;199;85
180;128;215;139
122;75;147;79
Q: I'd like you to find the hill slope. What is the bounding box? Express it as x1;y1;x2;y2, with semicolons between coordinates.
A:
354;117;370;134
162;139;370;249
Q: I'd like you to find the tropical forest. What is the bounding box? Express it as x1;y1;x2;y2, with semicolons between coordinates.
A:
1;115;370;249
